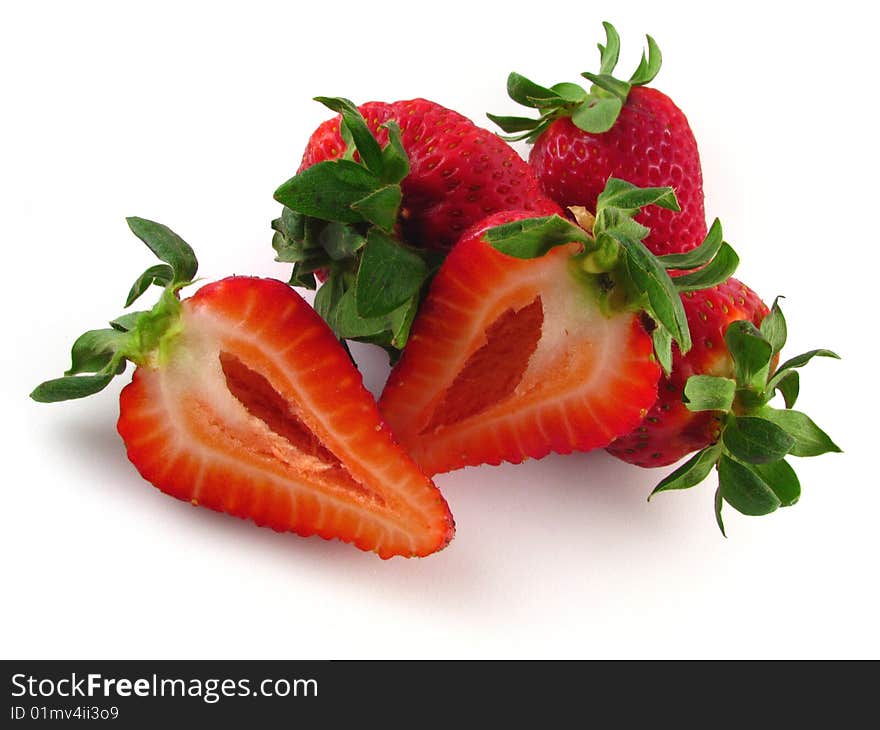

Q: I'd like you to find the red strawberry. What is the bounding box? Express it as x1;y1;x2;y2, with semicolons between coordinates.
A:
608;278;769;467
272;97;561;356
32;218;454;559
606;273;840;533
377;179;700;476
298;98;560;251
489;22;706;256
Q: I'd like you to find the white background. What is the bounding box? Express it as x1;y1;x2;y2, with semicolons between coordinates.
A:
2;1;877;659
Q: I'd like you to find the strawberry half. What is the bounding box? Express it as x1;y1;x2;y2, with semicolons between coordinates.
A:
271;97;561;356
31;218;454;558
489;22;706;256
377;179;737;476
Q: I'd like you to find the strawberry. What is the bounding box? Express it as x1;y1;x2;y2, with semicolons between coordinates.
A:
608;276;771;468
297;97;559;251
376;179;732;476
489;22;706;256
31;218;454;559
271;97;560;355
606;265;840;533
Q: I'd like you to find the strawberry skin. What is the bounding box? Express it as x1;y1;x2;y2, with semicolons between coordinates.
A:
607;278;769;467
378;210;661;476
117;277;454;558
529;87;706;256
300;99;560;251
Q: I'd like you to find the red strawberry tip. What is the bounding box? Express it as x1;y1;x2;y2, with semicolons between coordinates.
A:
648;297;841;534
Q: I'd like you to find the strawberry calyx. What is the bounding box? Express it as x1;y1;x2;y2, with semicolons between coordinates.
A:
30;218;197;402
272;97;438;357
482;178;738;370
648;298;841;534
488;21;661;142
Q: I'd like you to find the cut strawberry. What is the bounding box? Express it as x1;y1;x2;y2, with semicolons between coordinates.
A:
32;218;454;558
378;179;734;476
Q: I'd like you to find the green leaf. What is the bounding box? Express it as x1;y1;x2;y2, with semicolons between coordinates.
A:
486;113;543;134
597;21;621;75
389;294;420;349
550;82;588;103
618;237;691;353
66;328;129;375
355;229;428;318
287;263;318;290
485;215;591;259
318;222;367;261
581;72;631;100
649;443;721;497
652;326;673;376
330;286;395;342
714;484;726;537
718;455;781;516
571;96;623;134
760;297;787;355
125;263;174;307
683;375;736;412
758;407;841;457
313;271;347;331
274;160;380;224
30;373;116;403
629;34;662;86
314;96;384;177
671;243;739;292
110;311;148;332
724;320;773;388
771;369;800;408
775;348;840;373
126;217;198;284
657;218;723;269
506;72;560;109
752;459;801;507
722;416;795;464
379;121;410;184
596;178;680;214
351;185;403;232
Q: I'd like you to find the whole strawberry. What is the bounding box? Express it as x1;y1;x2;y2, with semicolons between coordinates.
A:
299;98;559;251
272;97;560;355
607;260;840;532
608;276;770;467
489;22;706;256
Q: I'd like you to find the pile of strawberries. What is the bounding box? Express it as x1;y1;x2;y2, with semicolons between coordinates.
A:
33;24;839;558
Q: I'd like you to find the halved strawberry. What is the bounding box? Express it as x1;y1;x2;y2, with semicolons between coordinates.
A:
377;179;735;476
32;218;454;558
